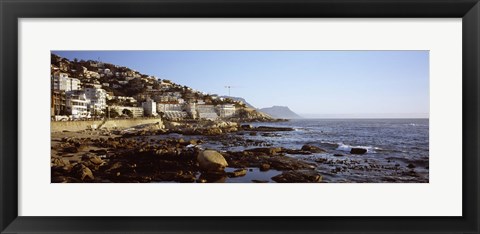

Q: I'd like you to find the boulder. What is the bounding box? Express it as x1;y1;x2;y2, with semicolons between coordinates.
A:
205;128;223;136
71;164;94;181
51;157;70;167
245;147;282;156
228;169;247;177
271;170;322;183
197;150;228;171
260;163;271;171
350;148;367;155
301;144;326;153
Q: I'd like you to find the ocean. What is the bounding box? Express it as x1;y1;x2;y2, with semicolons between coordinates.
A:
242;118;430;182
207;118;429;183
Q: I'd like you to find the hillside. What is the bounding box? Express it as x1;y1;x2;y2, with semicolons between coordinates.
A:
51;53;278;122
259;106;302;119
219;96;255;109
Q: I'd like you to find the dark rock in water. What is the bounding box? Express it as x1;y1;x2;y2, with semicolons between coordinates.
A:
71;163;94;181
350;148;367;155
271;170;322;183
301;144;326;153
260;163;271;171
245;147;282;156
254;126;294;132
333;153;344;157
407;163;416;168
228;169;247;177
249;132;257;136
282;148;312;155
198;171;227;183
241;124;253;130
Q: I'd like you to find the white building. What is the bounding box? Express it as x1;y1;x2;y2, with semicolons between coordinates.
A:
156;103;183;112
156;103;187;120
85;88;107;115
114;96;137;104
142;98;157;116
196;104;218;120
66;90;90;119
52;73;81;91
217;104;236;118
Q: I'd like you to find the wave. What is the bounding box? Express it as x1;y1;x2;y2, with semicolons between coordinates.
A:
405;123;427;127
335;143;380;153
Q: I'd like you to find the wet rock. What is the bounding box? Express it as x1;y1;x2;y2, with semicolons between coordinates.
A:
301;144;326;153
90;149;107;155
228;169;247;177
253;126;294;131
271;170;322;183
71;164;94;181
282;149;312;155
205;128;223;136
260;163;271;171
245;147;282;156
51;157;70;167
333;153;344;157
197;150;228;171
198;171;227;183
81;154;105;170
241;124;253;130
350;148;367;155
63;146;78;153
407;163;416;168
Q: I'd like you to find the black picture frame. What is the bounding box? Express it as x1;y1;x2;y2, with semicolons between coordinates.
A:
1;0;479;233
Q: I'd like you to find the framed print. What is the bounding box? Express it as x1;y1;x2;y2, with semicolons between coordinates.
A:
1;0;479;233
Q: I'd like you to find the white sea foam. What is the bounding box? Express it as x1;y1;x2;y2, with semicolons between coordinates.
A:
336;143;377;153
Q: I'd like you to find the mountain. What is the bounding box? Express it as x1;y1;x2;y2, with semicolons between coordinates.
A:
219;96;256;109
259;106;302;119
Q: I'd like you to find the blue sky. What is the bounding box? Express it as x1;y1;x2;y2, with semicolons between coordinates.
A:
52;50;429;118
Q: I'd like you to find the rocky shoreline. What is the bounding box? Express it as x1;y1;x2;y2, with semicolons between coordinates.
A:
51;120;427;183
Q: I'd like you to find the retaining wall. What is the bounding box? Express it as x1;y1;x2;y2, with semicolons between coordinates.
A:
51;118;163;132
